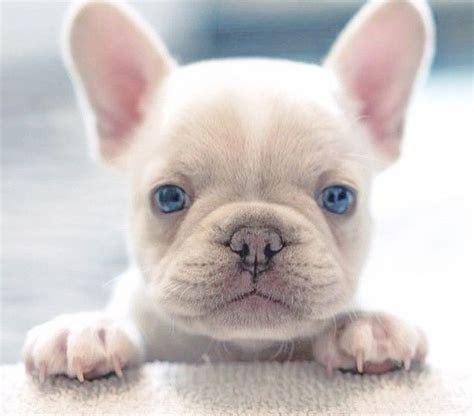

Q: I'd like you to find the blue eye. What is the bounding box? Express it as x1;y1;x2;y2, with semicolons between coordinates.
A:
153;185;187;213
320;185;355;215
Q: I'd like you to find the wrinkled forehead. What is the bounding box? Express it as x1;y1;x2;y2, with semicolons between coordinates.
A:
135;61;364;193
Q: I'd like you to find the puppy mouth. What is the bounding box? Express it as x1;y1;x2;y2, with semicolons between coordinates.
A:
208;288;293;315
227;288;288;307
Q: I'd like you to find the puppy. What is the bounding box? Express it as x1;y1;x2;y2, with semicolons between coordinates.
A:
23;0;434;381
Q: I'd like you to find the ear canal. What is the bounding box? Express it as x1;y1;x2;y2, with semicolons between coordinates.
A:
63;1;176;166
325;0;434;164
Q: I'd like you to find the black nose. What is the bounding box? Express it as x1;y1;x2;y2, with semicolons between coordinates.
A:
229;227;284;280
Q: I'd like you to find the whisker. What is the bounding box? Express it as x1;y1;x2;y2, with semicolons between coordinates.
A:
269;342;286;361
221;340;232;358
102;275;121;288
177;284;196;304
288;340;295;361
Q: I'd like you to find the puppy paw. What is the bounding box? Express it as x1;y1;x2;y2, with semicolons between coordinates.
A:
312;312;427;375
22;312;142;382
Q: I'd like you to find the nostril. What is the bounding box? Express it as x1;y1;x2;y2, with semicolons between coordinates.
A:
263;241;283;259
229;240;250;257
228;227;284;264
263;244;273;259
241;243;250;258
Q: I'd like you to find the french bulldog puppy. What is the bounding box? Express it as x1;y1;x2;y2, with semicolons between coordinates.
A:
23;0;434;381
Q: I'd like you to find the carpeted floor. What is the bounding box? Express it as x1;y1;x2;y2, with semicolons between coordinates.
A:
1;362;471;415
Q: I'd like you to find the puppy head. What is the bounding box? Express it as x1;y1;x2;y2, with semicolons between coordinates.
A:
64;1;433;341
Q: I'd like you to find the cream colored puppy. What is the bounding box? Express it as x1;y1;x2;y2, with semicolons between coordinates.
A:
23;0;434;381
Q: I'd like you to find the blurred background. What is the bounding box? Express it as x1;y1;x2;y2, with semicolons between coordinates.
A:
1;1;473;367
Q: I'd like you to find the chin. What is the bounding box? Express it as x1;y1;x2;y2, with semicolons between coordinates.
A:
167;295;331;342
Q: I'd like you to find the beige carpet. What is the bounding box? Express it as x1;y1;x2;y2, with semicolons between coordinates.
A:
0;362;471;415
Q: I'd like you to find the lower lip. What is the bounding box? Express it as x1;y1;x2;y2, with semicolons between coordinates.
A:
220;294;291;314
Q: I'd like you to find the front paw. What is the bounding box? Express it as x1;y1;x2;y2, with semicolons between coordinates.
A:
23;312;142;382
312;312;427;375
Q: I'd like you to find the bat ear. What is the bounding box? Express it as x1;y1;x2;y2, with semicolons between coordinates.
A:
63;1;176;166
325;0;434;164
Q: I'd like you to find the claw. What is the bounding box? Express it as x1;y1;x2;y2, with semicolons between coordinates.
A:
418;354;426;366
356;350;364;373
112;355;123;378
73;360;84;383
415;349;427;366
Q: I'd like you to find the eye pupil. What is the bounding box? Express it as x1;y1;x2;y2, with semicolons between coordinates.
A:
153;185;187;213
320;185;354;215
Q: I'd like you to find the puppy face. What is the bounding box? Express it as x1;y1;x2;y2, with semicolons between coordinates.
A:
128;62;373;340
65;1;433;341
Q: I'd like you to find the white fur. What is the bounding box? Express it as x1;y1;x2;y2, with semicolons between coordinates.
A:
24;0;434;380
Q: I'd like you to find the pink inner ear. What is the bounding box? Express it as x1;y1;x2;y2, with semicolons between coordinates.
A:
328;0;429;162
350;23;410;148
90;28;152;141
71;6;163;148
70;2;174;163
95;64;147;140
354;55;401;145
